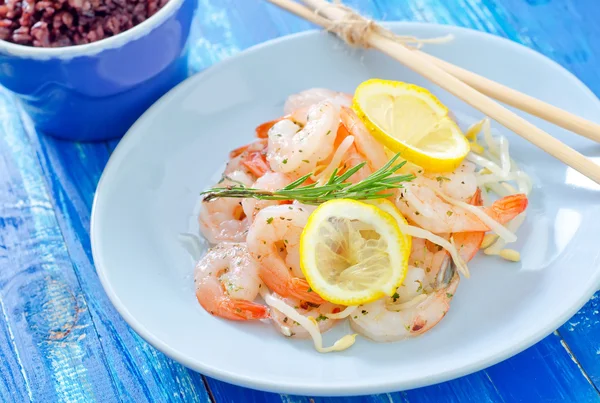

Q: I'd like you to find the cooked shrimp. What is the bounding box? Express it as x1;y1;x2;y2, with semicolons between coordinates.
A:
226;139;270;178
421;162;479;202
350;255;459;342
339;106;388;172
292;200;318;214
339;145;374;183
408;237;451;286
453;189;485;262
313;107;390;185
256;118;282;139
199;171;253;244
194;242;269;321
247;205;326;304
267;101;339;177
242;172;293;222
395;177;528;234
270;294;341;338
284;88;352;114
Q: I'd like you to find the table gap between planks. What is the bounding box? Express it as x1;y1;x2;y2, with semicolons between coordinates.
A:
0;0;599;402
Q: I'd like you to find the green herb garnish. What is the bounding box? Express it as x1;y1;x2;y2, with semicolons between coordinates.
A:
316;314;328;322
201;153;415;205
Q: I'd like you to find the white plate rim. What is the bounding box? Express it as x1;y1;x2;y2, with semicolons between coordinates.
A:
91;22;600;395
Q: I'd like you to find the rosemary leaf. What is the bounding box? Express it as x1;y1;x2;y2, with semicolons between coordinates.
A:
200;153;415;204
283;173;312;190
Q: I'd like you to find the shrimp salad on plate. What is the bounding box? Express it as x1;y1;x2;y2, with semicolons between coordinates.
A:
193;79;531;353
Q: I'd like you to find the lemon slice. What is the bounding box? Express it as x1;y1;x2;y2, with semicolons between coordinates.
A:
299;199;410;305
363;198;412;250
353;79;470;172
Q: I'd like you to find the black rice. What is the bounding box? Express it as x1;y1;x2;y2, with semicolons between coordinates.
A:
0;0;169;47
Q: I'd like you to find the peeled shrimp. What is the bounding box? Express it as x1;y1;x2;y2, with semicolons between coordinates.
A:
339;106;388;172
292;200;318;214
395;176;528;234
226;139;270;179
284;88;352;114
339;145;374;183
350;254;459;342
421;162;479;202
199;170;253;244
408;237;452;286
269;294;341;338
247;205;325;304
267;101;339;177
310;107;388;184
242;172;293;222
453;189;486;262
194;242;269;321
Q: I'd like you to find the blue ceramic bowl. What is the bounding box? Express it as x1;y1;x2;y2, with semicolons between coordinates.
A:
0;0;196;141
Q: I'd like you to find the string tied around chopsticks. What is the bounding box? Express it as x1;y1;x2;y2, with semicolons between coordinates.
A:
314;0;454;49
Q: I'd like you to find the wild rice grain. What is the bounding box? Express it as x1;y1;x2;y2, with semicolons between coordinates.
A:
0;0;170;47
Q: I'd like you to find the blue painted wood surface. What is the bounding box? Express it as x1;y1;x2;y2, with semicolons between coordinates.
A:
1;0;599;402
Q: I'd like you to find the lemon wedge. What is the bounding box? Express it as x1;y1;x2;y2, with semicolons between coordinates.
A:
299;199;410;305
353;79;470;172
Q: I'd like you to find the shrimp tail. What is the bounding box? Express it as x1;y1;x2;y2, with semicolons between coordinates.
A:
259;264;325;305
230;139;268;158
256;118;284;138
469;188;483;206
224;299;270;320
454;189;484;262
336;117;352;146
242;152;270;177
197;291;269;321
290;278;327;305
455;191;526;262
485;193;528;224
230;143;252;158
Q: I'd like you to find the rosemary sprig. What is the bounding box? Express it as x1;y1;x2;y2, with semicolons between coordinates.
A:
201;153;415;205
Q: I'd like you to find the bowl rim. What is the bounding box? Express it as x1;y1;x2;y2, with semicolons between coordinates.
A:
0;0;185;59
91;22;600;396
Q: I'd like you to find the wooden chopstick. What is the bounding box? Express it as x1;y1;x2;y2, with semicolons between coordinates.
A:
414;50;600;143
267;0;600;185
294;0;600;144
367;34;600;183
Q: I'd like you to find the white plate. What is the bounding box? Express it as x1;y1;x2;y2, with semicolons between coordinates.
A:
91;22;600;396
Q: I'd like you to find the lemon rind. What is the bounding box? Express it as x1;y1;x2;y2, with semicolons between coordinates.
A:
299;199;410;306
352;78;470;173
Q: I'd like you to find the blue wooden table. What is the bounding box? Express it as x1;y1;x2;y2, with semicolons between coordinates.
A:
1;0;599;401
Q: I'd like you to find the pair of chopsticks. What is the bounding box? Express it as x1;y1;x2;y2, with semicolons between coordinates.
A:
267;0;600;184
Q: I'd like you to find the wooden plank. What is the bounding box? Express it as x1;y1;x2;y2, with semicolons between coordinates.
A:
487;0;600;94
401;377;503;403
206;379;411;403
0;91;120;402
0;296;31;402
10;1;250;401
22;120;212;402
559;295;600;389
484;332;599;402
11;0;597;402
205;382;311;403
